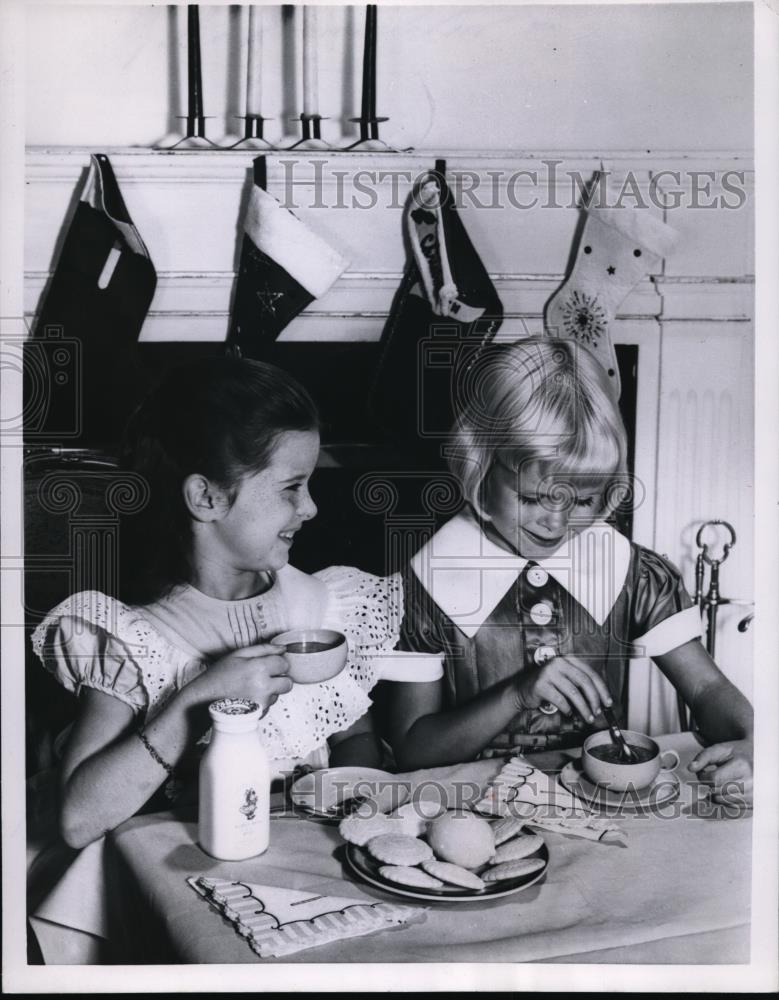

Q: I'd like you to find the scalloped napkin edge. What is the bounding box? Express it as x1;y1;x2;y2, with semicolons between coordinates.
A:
188;876;427;958
475;756;628;845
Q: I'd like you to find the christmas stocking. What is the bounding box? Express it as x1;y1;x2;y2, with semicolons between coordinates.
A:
544;186;677;398
371;170;503;454
26;153;157;448
227;159;349;359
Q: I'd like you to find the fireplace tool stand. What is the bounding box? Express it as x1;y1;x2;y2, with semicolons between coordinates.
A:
677;520;753;730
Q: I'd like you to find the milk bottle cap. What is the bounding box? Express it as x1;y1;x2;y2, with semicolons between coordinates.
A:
208;698;263;732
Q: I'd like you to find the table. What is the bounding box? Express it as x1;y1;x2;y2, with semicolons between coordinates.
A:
106;734;751;965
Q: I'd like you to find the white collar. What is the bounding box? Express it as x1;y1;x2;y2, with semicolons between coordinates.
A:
410;510;630;638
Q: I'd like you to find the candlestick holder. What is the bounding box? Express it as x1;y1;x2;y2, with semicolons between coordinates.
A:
287;114;331;151
230;115;275;150
343;6;410;153
160;7;217;150
343;115;411;153
159;115;218;150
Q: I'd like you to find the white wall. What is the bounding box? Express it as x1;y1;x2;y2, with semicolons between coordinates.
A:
25;3;753;152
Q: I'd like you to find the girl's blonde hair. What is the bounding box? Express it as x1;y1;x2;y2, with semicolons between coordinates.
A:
447;337;628;518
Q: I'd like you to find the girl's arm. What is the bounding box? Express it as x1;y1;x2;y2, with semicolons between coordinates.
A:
653;639;753;803
388;654;612;770
59;685;201;848
328;711;383;768
388;676;517;770
58;643;292;848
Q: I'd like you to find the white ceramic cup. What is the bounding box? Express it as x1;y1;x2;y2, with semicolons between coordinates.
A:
275;628;348;684
582;729;680;791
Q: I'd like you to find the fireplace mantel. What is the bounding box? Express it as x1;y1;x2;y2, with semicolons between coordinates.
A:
24;146;753;342
22;145;755;732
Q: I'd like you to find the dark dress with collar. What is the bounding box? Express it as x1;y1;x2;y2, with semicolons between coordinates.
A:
398;516;699;755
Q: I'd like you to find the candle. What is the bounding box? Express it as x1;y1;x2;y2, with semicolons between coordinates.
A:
246;6;263;117
302;6;318;116
187;5;204;119
360;5;377;122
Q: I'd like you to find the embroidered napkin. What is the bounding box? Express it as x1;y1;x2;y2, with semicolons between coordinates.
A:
475;756;627;845
188;876;426;958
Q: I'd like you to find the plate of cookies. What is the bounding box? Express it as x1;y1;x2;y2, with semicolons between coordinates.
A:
340;805;549;902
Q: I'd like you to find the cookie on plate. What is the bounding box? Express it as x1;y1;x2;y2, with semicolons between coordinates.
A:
482;856;546;882
490;832;544;864
366;833;434;866
412;795;449;819
491;816;527;846
421;860;486;890
338;812;392;847
387;801;443;837
378;865;444;890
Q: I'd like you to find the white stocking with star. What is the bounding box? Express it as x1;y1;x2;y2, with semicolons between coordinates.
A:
544;194;677;398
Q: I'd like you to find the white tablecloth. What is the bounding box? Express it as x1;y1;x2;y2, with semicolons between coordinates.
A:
100;733;751;964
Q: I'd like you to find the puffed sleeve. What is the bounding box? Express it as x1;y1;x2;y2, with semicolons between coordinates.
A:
31;592;149;714
246;568;401;761
253;568;446;759
396;564;449;655
314;566;403;690
629;548;703;657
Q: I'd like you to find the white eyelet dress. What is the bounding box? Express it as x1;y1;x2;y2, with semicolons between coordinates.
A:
27;563;403;963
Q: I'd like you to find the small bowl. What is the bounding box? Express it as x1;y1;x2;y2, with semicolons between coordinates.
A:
582;729;680;791
275;628;348;684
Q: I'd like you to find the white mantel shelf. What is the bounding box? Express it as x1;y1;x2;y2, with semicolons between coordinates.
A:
26;146;755;159
26;146;755;176
25;145;754;343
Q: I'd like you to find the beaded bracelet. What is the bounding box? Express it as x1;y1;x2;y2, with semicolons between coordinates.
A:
137;727;182;800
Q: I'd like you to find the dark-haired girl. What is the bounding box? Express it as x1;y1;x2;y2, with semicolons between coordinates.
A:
32;357;400;851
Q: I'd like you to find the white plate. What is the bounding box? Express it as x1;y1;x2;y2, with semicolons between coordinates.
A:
344;841;549;903
559;759;681;813
289;767;396;818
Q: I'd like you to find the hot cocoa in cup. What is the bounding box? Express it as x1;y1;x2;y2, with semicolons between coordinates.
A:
275;628;347;684
582;729;680;791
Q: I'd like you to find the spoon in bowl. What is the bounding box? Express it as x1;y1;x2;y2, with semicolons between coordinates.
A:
601;702;636;762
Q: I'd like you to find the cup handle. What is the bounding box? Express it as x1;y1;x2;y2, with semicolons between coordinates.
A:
659;749;680;771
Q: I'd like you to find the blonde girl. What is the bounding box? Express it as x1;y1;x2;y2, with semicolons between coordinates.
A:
389;337;752;805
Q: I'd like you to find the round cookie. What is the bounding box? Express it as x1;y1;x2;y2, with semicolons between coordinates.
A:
421;860;486;890
482;856;546;882
378;865;444;890
387;801;442;838
490;832;544;864
491;815;527;846
386;815;426;838
366;833;434;866
411;795;449;819
338;812;392;847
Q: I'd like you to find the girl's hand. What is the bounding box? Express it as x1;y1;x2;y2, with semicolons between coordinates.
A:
514;654;613;724
192;643;293;713
688;739;753;806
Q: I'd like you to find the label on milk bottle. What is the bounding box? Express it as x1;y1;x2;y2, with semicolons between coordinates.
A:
239;787;259;820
